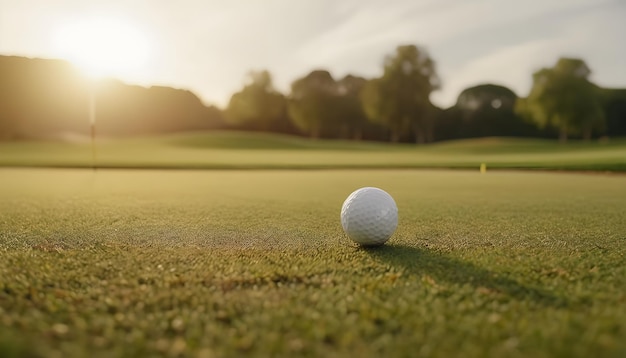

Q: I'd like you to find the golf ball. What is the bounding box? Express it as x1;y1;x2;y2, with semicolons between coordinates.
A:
340;187;398;246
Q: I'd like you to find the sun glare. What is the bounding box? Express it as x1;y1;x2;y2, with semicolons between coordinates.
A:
53;17;151;79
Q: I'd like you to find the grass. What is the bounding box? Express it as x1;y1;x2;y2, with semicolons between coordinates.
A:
1;168;625;357
0;131;625;171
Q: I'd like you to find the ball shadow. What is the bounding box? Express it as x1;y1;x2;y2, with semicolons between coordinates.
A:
363;244;568;308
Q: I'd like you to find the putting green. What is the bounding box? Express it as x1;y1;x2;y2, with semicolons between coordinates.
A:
1;169;625;357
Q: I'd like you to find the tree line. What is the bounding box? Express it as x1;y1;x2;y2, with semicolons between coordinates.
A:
225;45;626;142
1;46;625;142
0;56;222;140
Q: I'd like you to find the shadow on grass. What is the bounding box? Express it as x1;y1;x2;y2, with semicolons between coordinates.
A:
364;244;568;308
0;332;39;358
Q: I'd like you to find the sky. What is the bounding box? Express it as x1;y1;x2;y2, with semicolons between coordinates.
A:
1;0;625;108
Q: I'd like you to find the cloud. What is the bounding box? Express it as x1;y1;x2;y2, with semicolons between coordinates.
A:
432;38;570;105
1;0;623;107
431;0;626;106
275;0;621;107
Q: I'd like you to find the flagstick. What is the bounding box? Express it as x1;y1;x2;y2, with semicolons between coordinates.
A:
89;83;97;171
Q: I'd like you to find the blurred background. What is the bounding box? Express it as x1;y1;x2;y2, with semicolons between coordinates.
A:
0;0;624;144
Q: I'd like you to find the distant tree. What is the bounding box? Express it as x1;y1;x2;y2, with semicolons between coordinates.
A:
93;80;223;137
600;88;626;137
361;45;440;143
515;58;605;142
0;55;224;140
0;56;88;140
287;70;339;138
335;75;369;139
453;84;536;137
225;70;286;132
286;71;378;140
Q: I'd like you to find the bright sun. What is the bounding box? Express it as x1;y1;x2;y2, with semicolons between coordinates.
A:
53;17;151;78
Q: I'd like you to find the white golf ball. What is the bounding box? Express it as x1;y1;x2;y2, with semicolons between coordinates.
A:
340;187;398;246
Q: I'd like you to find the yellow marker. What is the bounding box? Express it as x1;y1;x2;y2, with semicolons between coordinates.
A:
480;163;487;174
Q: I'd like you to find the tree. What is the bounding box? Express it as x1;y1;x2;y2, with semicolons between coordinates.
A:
451;84;536;138
0;55;224;140
287;71;375;140
94;80;223;137
0;56;88;140
335;75;369;139
600;88;626;137
515;58;605;142
360;45;440;143
287;70;339;138
225;70;285;132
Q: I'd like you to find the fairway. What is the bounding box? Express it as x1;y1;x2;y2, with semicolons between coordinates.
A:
1;168;625;357
1;132;625;171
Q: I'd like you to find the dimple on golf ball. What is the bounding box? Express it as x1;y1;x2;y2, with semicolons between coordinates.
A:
340;187;398;246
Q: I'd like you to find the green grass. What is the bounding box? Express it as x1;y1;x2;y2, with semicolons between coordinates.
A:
1;168;625;357
0;131;625;171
